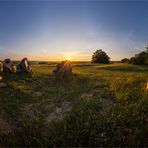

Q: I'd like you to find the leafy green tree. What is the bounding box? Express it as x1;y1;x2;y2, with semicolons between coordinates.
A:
135;51;148;65
129;57;137;64
129;51;148;65
92;49;110;64
121;58;129;63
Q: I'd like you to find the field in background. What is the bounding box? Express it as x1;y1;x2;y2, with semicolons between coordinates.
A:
0;62;148;147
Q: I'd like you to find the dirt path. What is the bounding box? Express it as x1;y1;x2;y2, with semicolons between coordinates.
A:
47;101;72;122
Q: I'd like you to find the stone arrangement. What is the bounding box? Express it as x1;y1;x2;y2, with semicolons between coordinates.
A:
0;58;73;79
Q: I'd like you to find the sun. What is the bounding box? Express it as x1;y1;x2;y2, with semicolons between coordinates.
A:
66;57;72;61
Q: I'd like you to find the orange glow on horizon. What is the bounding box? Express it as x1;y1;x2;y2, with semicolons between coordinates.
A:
4;54;91;61
66;57;72;61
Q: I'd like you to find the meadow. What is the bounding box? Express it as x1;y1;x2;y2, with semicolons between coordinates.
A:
0;62;148;147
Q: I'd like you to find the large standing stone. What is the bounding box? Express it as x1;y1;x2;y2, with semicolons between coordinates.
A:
3;59;15;73
0;82;7;88
52;60;72;78
16;58;32;74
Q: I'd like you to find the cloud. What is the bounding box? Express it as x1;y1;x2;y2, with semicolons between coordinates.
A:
78;31;145;60
48;31;145;61
42;49;48;54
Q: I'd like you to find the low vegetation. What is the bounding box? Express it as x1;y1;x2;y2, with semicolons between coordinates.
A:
0;63;148;147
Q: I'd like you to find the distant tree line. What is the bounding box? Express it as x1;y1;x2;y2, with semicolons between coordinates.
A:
92;44;148;65
121;47;148;65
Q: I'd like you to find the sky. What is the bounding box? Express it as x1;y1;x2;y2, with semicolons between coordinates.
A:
0;1;148;61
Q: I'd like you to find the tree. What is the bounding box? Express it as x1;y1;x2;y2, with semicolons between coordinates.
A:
125;43;148;65
121;58;129;63
129;51;148;65
146;42;148;53
92;49;110;64
129;57;137;64
135;51;148;65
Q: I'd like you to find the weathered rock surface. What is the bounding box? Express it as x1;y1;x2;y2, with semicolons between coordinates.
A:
0;82;7;88
3;59;15;73
16;58;32;74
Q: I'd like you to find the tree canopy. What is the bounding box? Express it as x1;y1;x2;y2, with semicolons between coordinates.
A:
121;58;130;63
129;50;148;65
92;49;110;64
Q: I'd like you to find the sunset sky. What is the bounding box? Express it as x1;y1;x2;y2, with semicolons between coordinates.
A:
0;1;148;61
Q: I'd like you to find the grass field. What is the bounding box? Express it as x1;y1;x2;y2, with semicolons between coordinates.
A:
0;62;148;147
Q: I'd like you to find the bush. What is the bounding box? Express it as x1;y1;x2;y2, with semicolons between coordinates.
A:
92;49;110;64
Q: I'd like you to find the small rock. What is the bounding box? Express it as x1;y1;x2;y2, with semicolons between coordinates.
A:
0;118;14;135
47;112;58;122
62;101;72;112
35;91;43;97
47;101;72;122
0;82;7;88
56;107;62;114
81;93;93;100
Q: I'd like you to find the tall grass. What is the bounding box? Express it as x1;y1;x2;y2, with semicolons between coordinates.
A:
0;63;148;146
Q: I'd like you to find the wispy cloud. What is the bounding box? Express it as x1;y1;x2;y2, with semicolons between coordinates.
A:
0;29;146;61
